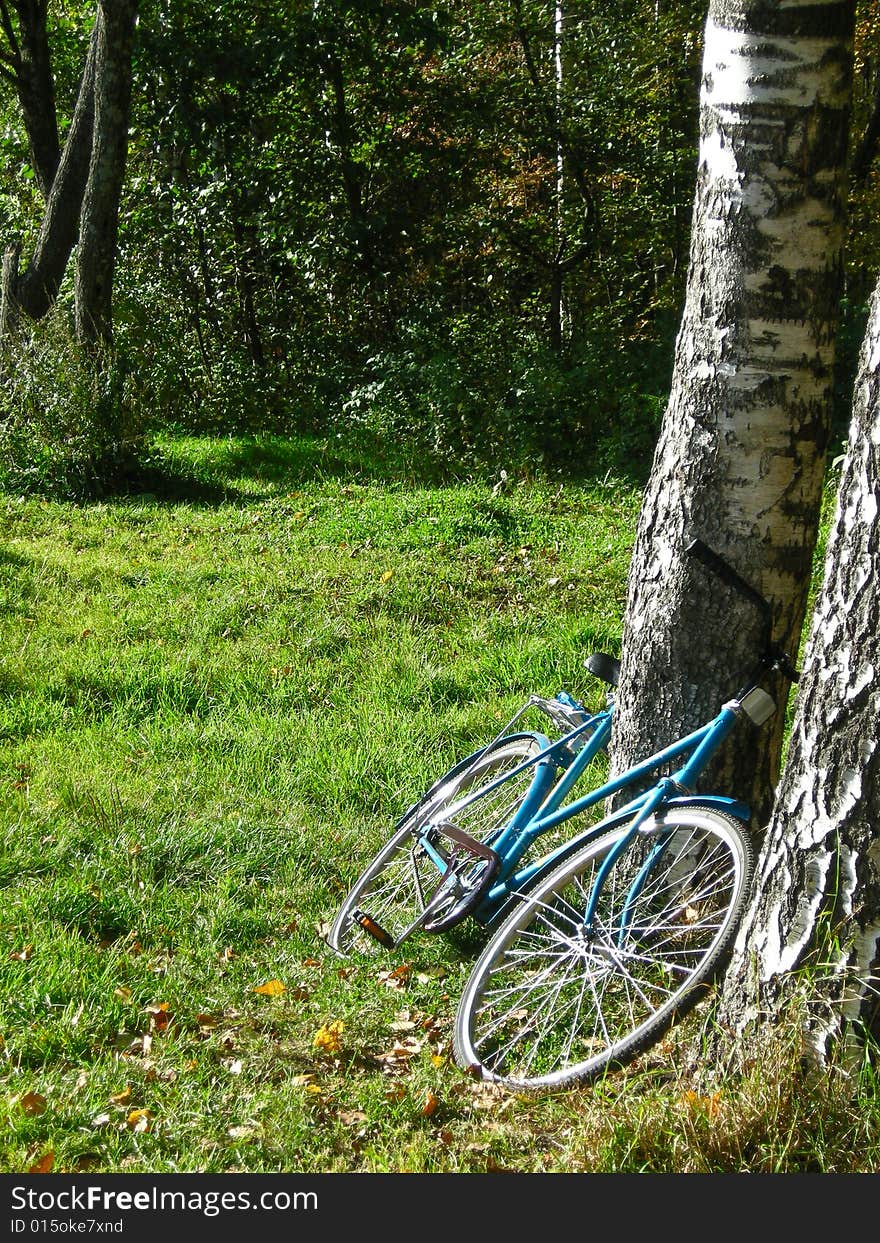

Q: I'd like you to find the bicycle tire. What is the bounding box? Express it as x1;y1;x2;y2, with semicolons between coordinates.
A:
453;803;753;1092
327;732;556;957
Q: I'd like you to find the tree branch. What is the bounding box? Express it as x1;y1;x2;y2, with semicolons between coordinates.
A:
851;71;880;183
0;0;22;69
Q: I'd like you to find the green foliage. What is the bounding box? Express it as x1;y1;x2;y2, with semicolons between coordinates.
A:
0;318;150;499
338;315;666;476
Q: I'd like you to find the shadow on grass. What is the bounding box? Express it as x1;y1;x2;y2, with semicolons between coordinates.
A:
110;433;379;506
118;427;655;507
106;430;468;506
4;427;653;509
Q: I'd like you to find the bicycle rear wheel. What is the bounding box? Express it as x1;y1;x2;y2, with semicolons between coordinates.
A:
327;733;556;957
453;803;753;1092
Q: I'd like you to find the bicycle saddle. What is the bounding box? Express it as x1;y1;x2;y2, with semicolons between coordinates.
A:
585;652;620;687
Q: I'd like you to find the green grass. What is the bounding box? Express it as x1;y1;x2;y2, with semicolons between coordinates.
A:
0;432;876;1174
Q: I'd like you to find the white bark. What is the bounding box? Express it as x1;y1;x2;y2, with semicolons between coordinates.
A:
715;275;880;1064
612;0;855;822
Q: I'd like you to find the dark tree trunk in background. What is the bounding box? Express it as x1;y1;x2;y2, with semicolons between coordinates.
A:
712;275;880;1072
611;0;855;826
1;16;99;334
0;1;60;198
74;0;138;348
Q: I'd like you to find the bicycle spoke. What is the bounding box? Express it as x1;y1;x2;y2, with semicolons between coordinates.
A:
455;808;753;1090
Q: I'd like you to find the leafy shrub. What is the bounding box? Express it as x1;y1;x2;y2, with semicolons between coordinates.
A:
337;315;666;477
0;316;151;499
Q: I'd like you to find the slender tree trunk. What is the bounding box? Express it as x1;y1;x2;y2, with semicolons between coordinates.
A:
712;275;880;1072
611;0;856;826
0;1;60;198
74;0;138;348
231;213;265;368
0;12;98;330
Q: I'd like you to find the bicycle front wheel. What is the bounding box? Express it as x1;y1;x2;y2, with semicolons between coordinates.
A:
327;733;555;957
453;804;753;1092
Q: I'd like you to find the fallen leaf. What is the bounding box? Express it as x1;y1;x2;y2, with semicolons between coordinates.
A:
10;944;33;961
18;1092;47;1116
109;1087;132;1106
421;1090;439;1118
338;1109;368;1126
113;986;133;1002
378;963;411;990
126;1109;153;1132
145;1003;172;1033
380;569;394;583
228;1125;260;1141
313;1020;344;1055
253;979;286;997
90;1114;112;1129
28;1151;54;1174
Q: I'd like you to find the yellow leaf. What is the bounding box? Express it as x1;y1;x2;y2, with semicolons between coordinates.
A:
126;1109;153;1131
113;986;133;1002
380;569;394;583
253;979;286;997
313;1020;344;1055
110;1087;132;1106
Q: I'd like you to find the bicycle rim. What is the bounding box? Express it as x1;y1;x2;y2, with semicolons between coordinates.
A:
328;734;555;956
453;806;753;1092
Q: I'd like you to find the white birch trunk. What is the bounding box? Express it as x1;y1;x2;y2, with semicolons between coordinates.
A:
612;0;855;823
714;275;880;1066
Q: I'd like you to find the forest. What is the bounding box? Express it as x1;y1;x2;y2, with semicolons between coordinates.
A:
2;0;873;492
2;0;880;1184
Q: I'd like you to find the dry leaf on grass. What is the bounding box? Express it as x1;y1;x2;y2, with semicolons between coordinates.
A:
253;979;286;997
18;1092;47;1116
313;1020;344;1055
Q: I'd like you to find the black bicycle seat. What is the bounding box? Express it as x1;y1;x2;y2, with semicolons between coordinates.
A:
585;652;620;687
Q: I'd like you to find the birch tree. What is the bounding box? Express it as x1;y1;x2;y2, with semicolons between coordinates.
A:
713;273;880;1067
611;0;856;824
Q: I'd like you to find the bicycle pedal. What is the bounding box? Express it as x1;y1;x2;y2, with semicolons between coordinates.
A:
351;908;396;949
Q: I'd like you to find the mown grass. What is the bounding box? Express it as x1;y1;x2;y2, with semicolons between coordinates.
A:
1;432;877;1174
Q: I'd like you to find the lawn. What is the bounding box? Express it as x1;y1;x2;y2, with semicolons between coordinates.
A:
1;433;876;1174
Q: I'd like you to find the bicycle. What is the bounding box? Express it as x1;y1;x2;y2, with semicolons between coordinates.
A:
328;540;799;1092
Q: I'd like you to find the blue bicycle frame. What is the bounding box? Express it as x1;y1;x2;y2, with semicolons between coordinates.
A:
413;697;749;932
